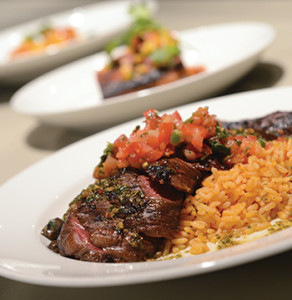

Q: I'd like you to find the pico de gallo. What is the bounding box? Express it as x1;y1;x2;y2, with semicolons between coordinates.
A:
94;107;266;179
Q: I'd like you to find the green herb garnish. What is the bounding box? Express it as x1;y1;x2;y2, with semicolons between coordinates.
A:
183;116;193;124
170;129;182;146
257;138;267;148
149;45;180;67
216;125;229;140
98;142;115;167
48;219;57;231
209;139;230;155
105;3;160;54
235;139;242;146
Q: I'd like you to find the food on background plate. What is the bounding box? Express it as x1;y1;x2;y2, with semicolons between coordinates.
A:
10;24;78;59
97;4;205;98
42;108;292;262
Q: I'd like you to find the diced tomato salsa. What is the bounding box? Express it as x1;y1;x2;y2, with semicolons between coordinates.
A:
94;107;266;178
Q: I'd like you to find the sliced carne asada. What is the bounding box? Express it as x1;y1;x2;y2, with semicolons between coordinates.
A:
145;157;204;193
48;168;184;262
222;111;292;140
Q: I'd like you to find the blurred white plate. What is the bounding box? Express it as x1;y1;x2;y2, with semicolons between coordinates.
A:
0;0;157;84
10;22;275;131
1;86;292;287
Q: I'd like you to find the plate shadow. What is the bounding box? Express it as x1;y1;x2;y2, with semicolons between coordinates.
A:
26;125;93;151
221;61;283;95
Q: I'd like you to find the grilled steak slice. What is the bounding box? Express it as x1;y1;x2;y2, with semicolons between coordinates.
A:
57;214;107;262
145;157;204;193
58;212;158;263
98;68;164;98
56;169;184;262
98;56;203;99
124;174;184;237
222;111;292;140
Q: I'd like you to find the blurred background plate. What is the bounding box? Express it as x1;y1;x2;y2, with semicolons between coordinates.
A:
0;0;157;85
10;22;275;131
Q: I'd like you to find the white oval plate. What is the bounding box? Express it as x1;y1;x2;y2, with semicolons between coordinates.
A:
10;22;275;131
0;0;157;84
1;86;292;287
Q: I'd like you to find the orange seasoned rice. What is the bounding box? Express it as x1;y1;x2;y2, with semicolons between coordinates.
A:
168;138;292;255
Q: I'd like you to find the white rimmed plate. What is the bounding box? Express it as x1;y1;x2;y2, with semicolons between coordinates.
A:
0;0;157;84
1;86;292;287
10;21;275;131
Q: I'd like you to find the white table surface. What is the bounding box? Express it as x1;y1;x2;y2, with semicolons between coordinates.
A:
0;1;292;299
